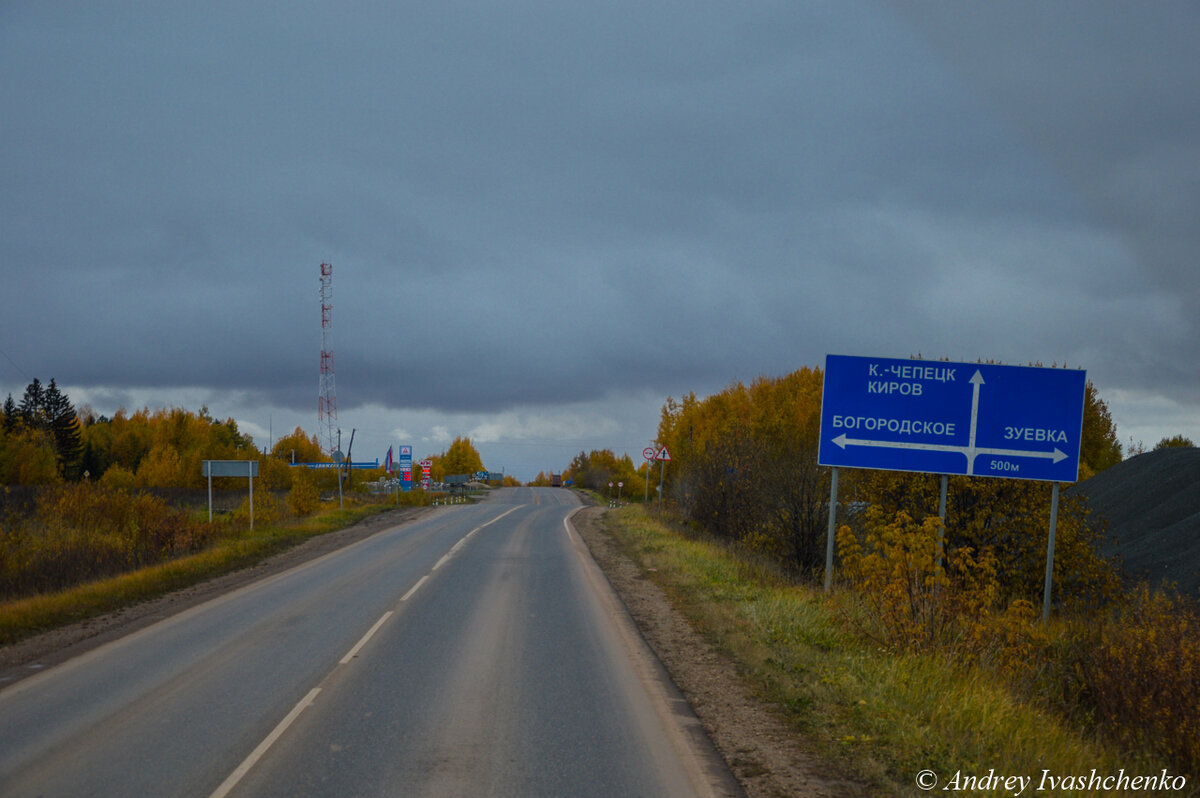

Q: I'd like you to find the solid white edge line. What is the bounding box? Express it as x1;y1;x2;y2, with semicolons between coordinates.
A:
562;506;733;798
339;611;394;665
209;687;321;798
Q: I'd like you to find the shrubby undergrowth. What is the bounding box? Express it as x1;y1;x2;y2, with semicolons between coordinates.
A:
836;505;1199;777
1;484;215;599
650;365;1193;778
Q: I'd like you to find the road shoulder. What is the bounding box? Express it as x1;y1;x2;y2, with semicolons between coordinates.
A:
571;504;857;798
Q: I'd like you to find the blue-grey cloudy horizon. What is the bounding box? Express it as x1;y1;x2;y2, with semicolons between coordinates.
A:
2;1;1197;481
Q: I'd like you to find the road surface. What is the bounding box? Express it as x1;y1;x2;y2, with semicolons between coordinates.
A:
0;488;738;797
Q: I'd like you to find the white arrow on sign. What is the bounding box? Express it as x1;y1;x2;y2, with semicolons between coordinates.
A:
968;369;984;451
830;434;1067;471
831;370;1067;475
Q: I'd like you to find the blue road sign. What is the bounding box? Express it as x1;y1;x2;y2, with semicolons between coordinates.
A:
399;445;413;491
818;355;1087;482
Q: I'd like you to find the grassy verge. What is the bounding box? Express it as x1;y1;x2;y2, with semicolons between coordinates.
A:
0;501;397;645
602;504;1171;796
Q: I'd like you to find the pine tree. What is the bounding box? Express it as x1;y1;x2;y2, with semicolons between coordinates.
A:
18;378;45;427
1;394;16;433
45;379;83;480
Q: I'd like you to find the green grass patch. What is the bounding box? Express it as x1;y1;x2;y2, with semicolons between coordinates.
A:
603;505;1164;796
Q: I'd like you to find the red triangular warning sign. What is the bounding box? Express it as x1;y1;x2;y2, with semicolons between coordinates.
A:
656;446;672;461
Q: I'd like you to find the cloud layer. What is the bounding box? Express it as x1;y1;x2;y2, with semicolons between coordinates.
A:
3;1;1197;477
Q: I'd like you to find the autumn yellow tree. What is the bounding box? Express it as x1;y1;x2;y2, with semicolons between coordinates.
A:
0;427;62;485
1078;381;1122;478
271;427;327;464
72;406;260;487
437;437;485;478
655;368;828;573
563;449;643;495
655;362;1122;595
1;379;83;482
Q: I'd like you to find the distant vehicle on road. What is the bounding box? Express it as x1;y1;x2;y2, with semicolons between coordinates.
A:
550;473;562;487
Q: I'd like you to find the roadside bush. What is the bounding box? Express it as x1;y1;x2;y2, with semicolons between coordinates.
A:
0;485;215;600
837;509;950;650
1083;586;1200;774
98;464;136;489
287;471;320;516
836;506;1002;652
837;504;1200;776
233;491;284;527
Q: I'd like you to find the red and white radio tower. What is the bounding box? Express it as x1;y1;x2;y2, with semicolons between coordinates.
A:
318;262;338;456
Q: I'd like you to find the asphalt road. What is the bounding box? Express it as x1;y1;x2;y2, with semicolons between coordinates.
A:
0;487;737;797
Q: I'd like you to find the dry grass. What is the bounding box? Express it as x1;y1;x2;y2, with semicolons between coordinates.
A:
0;488;410;644
604;505;1186;796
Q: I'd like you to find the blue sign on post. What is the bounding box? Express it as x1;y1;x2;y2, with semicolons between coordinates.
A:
818;355;1087;482
399;445;413;491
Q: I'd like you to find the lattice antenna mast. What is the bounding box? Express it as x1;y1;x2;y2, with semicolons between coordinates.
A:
318;262;338;456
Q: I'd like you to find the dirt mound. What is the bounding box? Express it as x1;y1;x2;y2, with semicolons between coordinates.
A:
1066;447;1200;596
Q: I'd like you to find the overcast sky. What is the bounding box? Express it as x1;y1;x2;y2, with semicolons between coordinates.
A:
2;1;1197;481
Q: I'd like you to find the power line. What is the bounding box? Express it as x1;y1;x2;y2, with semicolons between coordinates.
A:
0;345;30;383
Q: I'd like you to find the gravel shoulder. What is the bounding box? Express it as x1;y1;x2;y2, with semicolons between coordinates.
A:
571;504;859;798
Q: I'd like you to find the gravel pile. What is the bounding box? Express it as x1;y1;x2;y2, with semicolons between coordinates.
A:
1066;447;1200;596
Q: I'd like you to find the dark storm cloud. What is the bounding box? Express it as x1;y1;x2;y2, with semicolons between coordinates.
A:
886;0;1200;398
2;0;1197;458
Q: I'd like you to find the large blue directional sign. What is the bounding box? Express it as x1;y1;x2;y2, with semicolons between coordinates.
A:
818;355;1087;482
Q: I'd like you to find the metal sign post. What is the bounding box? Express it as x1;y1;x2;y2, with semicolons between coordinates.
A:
333;450;345;509
643;446;657;502
824;466;839;592
936;474;949;572
656;446;671;511
202;461;260;529
1043;482;1061;623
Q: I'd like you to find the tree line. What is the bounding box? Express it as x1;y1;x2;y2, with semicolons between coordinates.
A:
650;363;1177;607
560;449;645;495
2;379;84;483
1;379;493;491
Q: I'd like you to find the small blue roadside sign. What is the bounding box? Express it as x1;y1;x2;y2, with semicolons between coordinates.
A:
818;355;1087;482
399;445;413;491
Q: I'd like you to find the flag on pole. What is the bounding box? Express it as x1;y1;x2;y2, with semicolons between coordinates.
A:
385;446;394;473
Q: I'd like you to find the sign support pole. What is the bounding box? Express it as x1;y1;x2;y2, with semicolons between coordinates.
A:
1042;482;1060;623
936;474;948;572
824;466;839;593
202;460;258;529
657;458;665;512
